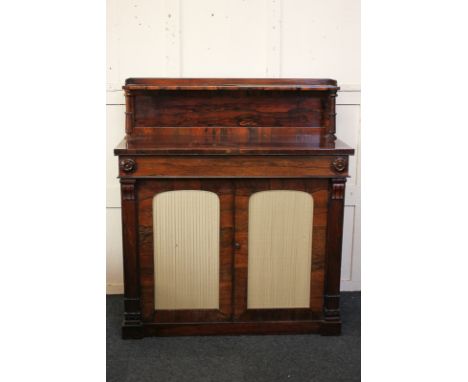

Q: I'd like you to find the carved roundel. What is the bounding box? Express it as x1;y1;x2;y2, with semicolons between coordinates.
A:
332;157;347;173
120;158;137;173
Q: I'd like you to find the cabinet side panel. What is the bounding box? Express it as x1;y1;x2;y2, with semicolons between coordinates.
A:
247;190;313;308
153;190;220;309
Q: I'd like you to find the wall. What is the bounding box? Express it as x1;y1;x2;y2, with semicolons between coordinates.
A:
106;0;360;293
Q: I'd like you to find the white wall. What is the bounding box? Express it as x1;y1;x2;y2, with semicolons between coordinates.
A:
106;0;361;293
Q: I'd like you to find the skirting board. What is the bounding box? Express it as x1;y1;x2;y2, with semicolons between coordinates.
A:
107;284;125;294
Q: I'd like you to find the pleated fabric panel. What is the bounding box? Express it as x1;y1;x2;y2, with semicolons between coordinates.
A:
247;190;313;309
153;190;220;309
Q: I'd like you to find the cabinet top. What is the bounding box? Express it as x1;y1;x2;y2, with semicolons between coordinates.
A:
116;78;353;156
114;128;354;156
124;78;339;91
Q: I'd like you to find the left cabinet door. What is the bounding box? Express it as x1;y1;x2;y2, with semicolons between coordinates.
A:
137;179;235;323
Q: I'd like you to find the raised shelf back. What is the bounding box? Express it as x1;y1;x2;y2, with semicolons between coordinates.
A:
123;78;339;143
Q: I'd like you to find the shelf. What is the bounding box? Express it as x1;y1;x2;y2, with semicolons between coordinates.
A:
114;128;354;156
124;78;339;92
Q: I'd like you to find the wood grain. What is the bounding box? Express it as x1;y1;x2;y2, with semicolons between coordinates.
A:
124;77;338;90
115;78;353;338
233;179;328;322
324;178;347;330
131;90;326;128
120;179;141;332
114;129;354;156
118;155;349;178
121;78;340;141
137;179;234;323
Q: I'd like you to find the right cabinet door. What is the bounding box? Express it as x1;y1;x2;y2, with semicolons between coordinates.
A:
233;179;329;321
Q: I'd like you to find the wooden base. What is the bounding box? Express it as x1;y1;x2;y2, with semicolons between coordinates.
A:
121;320;341;339
121;321;144;340
320;321;342;336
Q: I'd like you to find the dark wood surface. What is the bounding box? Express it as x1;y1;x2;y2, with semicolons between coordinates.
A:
115;78;353;338
131;91;327;128
117;155;350;178
119;179;141;332
122;78;341;144
233;179;328;322
136;179;234;323
124;77;338;91
114;129;354;156
134;321;323;338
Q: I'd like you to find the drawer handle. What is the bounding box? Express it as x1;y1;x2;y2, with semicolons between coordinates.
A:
120;158;137;173
234;242;241;250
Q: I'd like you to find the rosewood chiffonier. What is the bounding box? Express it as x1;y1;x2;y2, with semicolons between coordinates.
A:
114;78;354;339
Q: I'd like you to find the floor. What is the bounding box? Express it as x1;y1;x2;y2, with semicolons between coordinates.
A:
107;292;360;382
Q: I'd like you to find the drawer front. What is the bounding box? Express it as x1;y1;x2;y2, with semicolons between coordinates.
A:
118;155;349;178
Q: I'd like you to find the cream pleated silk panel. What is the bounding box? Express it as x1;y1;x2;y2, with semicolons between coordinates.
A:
153;190;220;310
247;190;313;309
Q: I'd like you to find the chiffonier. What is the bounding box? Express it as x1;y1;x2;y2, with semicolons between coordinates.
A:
114;78;354;339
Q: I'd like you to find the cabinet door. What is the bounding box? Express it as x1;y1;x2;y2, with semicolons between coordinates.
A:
233;179;328;321
137;179;234;323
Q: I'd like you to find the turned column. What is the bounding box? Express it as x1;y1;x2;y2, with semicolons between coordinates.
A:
324;90;337;144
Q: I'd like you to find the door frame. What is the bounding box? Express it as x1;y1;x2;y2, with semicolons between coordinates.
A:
137;179;235;323
233;178;329;321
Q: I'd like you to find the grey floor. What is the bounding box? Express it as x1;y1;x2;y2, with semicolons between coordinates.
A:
107;292;360;382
